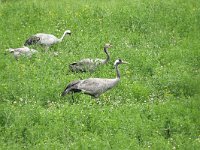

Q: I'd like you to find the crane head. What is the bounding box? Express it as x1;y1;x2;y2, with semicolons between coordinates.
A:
64;30;71;35
114;59;129;66
104;43;112;48
7;48;15;53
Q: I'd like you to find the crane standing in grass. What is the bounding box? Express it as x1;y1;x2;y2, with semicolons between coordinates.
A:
62;59;128;99
69;43;112;72
24;30;71;50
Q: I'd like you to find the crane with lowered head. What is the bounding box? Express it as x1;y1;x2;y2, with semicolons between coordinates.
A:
69;43;112;72
7;46;38;59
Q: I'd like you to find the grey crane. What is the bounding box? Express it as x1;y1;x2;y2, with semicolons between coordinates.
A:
24;30;71;50
7;46;38;59
62;59;128;99
69;43;112;72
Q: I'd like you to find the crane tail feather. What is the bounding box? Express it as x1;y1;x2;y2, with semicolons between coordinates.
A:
61;88;71;96
24;36;40;46
61;80;81;96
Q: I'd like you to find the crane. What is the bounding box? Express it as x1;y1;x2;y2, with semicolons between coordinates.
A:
7;46;38;59
24;30;71;50
69;43;112;72
62;59;128;99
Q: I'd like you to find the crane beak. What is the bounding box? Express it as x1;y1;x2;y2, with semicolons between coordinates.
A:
122;61;129;64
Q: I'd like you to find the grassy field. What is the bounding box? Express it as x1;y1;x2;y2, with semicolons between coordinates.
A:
0;0;200;149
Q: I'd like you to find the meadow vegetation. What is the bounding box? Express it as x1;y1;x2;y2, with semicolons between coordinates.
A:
0;0;199;149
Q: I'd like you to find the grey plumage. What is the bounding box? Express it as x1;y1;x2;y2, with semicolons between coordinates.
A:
62;59;128;98
69;43;112;72
24;30;71;49
7;46;38;59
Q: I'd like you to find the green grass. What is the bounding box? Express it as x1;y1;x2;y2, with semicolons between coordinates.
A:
0;0;200;149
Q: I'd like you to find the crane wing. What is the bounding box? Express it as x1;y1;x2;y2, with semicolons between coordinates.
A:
35;34;58;45
77;78;118;96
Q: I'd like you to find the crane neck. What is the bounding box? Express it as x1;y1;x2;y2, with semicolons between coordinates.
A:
58;32;67;42
102;47;110;64
115;64;120;79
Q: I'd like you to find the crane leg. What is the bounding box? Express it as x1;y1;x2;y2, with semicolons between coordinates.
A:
95;98;101;104
72;93;75;102
45;46;49;52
